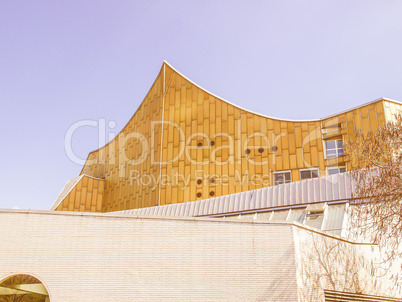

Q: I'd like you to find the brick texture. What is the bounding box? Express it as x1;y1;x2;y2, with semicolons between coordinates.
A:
0;210;298;302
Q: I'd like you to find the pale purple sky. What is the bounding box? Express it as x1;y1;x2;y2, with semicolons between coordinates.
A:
1;1;402;210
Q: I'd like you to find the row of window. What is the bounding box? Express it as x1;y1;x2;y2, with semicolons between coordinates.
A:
259;139;346;186
219;203;347;236
273;139;345;185
273;166;346;185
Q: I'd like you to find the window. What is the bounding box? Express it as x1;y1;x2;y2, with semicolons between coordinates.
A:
328;167;346;175
270;210;289;220
287;208;306;223
273;171;291;185
239;213;256;219
255;211;272;220
304;202;327;230
325;139;345;158
300;168;319;180
322;203;346;236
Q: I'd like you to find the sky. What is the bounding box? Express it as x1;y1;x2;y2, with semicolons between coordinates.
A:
1;0;402;210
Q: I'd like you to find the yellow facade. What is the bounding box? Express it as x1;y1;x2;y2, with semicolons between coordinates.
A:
54;62;402;213
54;175;104;212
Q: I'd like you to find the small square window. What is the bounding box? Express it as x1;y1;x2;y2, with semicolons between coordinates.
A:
287;208;306;223
328;167;346;175
304;202;327;230
300;169;319;180
326;140;335;149
325;139;345;159
273;171;291;185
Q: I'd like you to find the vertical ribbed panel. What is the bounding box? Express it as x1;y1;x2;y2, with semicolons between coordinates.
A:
112;173;353;217
288;182;296;205
225;195;233;213
249;192;255;210
259;188;267;208
196;200;203;216
312;179;319;202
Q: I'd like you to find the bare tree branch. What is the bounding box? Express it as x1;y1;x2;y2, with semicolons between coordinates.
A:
345;114;402;274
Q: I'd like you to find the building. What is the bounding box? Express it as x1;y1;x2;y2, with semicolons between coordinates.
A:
1;62;401;301
50;61;401;213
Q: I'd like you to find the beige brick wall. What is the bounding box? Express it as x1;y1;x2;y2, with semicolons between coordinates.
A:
0;210;298;302
293;226;400;301
1;210;398;301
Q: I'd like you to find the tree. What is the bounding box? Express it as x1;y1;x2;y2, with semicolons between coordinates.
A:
346;114;401;275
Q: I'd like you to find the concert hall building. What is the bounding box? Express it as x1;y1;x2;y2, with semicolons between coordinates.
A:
1;62;401;301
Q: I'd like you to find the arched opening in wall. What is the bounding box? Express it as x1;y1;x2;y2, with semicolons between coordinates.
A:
0;274;50;302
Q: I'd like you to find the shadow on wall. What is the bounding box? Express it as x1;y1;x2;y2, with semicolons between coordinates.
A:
296;229;400;301
256;244;299;302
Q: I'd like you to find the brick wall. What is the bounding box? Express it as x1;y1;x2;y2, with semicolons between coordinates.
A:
293;226;400;301
0;210;298;301
1;209;398;301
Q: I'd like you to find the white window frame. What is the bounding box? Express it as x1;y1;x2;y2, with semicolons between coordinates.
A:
273;171;292;185
304;202;327;230
299;168;319;180
270;209;290;221
327;166;347;175
324;139;345;159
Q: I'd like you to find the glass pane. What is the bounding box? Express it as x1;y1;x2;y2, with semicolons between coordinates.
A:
300;171;311;179
326;141;335;149
274;172;291;185
274;174;284;185
306;202;326;212
338;148;345;156
311;170;318;178
327;150;337;157
305;213;324;230
336;140;343;147
256;212;272;220
240;213;255;219
287;208;306;223
270;210;289;220
322;204;346;235
339;168;346;173
328;169;339;175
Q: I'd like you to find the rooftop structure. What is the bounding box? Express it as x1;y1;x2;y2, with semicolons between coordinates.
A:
51;61;402;213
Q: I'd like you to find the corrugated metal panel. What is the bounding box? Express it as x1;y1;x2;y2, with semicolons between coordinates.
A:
113;172;352;217
188;201;196;217
159;205;167;216
144;207;151;215
179;203;186;216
